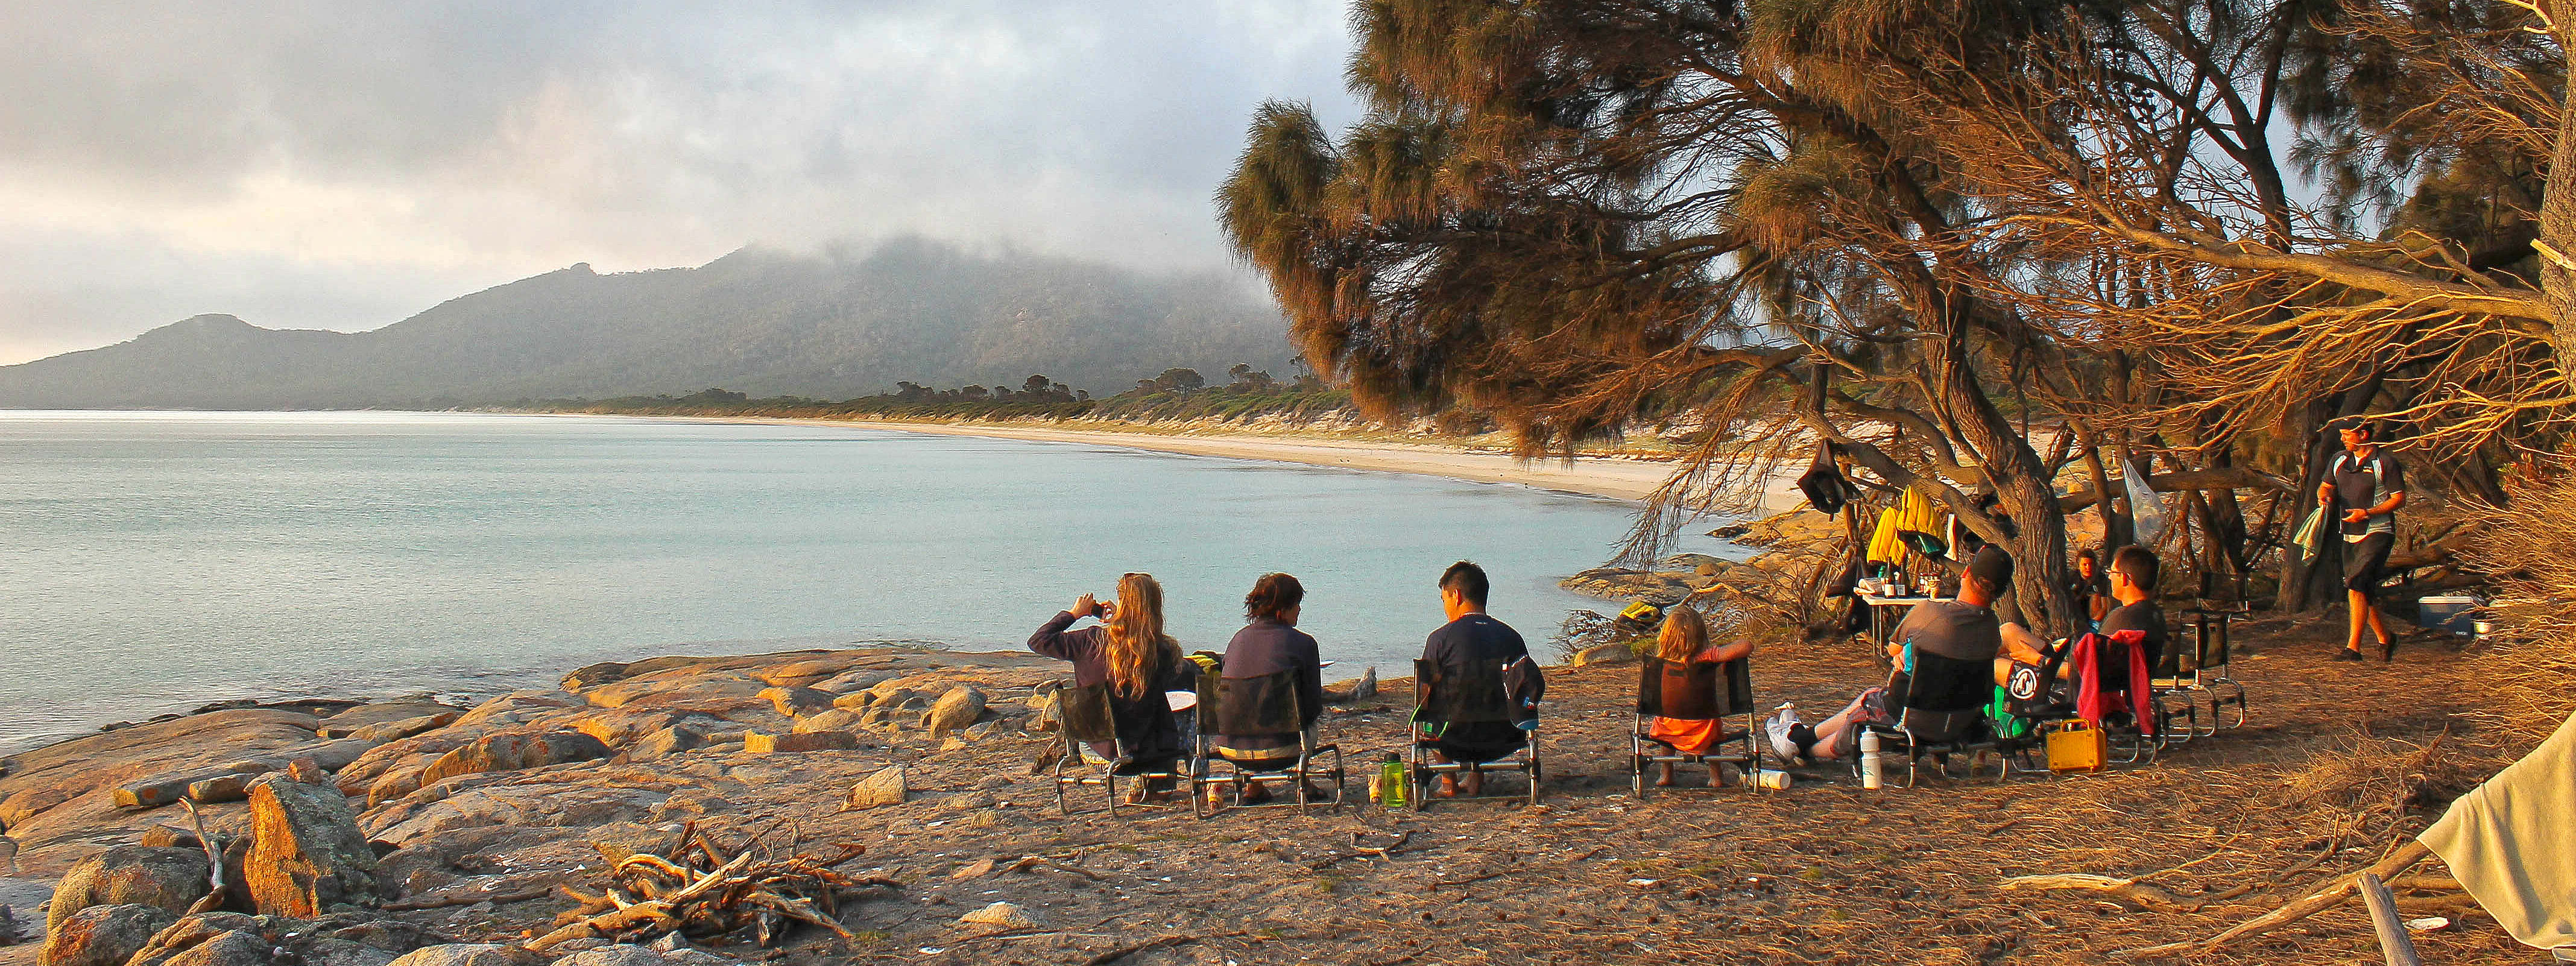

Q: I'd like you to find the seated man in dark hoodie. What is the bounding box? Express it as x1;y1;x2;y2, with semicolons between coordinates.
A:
1213;572;1328;803
1418;560;1535;797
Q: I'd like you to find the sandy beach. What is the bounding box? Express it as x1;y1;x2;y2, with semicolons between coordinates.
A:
707;415;1805;507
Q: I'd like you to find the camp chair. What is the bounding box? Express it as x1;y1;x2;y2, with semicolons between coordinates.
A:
1856;646;2006;786
2156;607;2249;735
1989;638;2077;774
1409;657;1541;809
1629;655;1758;797
1191;669;1346;817
1052;683;1187;816
2059;630;2176;764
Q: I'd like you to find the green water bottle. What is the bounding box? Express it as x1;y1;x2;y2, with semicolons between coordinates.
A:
1375;753;1408;809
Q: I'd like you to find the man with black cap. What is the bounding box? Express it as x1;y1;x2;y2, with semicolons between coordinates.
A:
1770;545;2015;763
2318;419;2406;661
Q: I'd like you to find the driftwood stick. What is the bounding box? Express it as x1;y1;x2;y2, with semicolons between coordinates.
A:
1997;874;2188;910
178;801;227;915
382;884;555;911
1079;935;1193;966
2117;841;2431;959
2359;873;2423;966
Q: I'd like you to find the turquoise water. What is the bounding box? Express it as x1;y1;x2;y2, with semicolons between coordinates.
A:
0;411;1737;751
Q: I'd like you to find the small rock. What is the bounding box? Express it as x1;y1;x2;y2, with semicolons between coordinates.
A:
963;721;1001;740
184;774;258;804
789;710;865;735
40;903;175;966
646;932;686;953
939;736;968;753
845;766;906;810
757;687;833;718
1571;642;1641;666
347;713;461;745
616;726;706;762
137;826;203;850
742;731;856;754
814;670;898;695
559;945;661;966
949;858;996;880
158;929;270;966
958;901;1039;930
46;846;210;932
379;942;512;966
924;687;987;737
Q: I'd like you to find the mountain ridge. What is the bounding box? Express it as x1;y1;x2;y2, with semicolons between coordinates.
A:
0;239;1295;409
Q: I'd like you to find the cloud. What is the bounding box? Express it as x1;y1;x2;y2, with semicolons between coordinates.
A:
0;1;1358;363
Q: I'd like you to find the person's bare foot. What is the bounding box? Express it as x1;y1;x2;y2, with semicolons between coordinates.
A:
1653;764;1678;788
1239;781;1273;804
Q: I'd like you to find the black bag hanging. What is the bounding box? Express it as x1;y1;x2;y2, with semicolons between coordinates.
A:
1798;440;1858;514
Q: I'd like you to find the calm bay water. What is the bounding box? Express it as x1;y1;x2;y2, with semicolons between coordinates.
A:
0;411;1736;752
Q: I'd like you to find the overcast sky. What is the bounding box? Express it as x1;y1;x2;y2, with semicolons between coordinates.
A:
0;1;1359;364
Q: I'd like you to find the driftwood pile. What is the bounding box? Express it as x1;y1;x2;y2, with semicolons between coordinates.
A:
529;822;894;951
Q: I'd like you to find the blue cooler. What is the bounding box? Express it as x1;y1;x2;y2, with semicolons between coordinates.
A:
2416;595;2481;636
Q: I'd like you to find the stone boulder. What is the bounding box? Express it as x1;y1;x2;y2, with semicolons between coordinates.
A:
789;710;865;736
124;912;260;966
561;662;633;692
741;732;856;754
1559;567;1696;604
156;930;272;966
958;901;1040;929
845;767;906;810
756;687;832;718
344;713;461;745
40;903;175;966
46;845;210;932
559;945;737;966
385;945;522;966
612;727;705;763
1571;642;1643;666
244;774;379;917
315;703;459;740
924;687;987;737
812;670;898;695
418;733;608;786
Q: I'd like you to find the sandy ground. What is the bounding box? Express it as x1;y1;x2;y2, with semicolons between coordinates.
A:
702;416;1810;508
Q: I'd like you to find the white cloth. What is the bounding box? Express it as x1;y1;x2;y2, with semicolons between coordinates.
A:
2419;709;2576;948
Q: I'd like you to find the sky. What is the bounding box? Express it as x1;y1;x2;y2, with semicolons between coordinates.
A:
0;1;1361;365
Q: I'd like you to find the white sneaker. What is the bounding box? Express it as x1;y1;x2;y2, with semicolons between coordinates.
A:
1764;704;1804;764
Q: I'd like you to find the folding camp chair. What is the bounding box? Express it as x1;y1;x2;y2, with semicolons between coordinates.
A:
1630;655;1758;797
2156;607;2249;735
1191;669;1346;817
1990;638;2076;774
1857;646;2006;786
1051;683;1187;816
2060;630;2177;764
1409;657;1541;808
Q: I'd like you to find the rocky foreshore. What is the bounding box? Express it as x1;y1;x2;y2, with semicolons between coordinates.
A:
0;644;1122;966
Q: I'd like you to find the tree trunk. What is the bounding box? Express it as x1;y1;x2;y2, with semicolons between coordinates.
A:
2542;1;2576;373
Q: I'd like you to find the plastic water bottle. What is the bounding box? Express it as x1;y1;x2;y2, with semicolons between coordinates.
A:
1859;730;1884;789
1376;754;1408;809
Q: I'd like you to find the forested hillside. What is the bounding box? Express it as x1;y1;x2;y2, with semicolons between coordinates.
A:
0;239;1293;408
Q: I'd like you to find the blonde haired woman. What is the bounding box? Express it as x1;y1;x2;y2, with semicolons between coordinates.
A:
1643;605;1754;787
1029;572;1191;784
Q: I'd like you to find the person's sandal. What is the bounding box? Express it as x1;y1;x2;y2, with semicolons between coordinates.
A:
2332;648;2366;662
2380;637;2398;662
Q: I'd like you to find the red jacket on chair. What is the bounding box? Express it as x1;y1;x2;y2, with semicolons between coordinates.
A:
2068;630;2155;737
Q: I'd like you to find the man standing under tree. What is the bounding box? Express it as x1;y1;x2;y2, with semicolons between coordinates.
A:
2319;420;2407;662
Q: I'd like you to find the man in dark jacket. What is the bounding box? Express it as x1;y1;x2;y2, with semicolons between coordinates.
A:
1418;561;1536;797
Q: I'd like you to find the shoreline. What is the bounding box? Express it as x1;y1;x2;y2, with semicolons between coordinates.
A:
613;411;1811;507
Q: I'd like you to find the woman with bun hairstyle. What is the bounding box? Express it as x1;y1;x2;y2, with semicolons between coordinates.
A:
1212;572;1326;803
